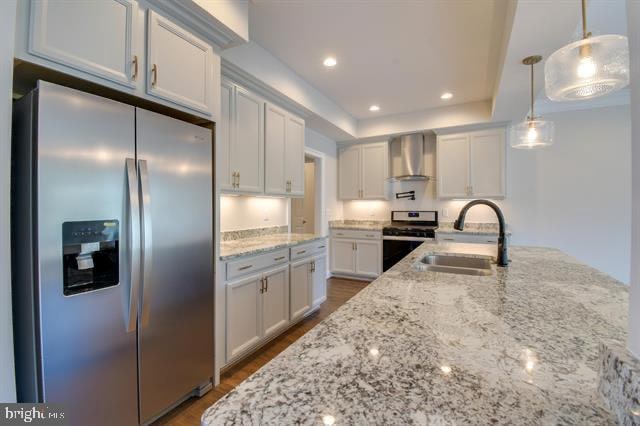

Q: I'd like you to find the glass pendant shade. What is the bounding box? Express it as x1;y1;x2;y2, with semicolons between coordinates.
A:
510;119;554;149
545;34;629;101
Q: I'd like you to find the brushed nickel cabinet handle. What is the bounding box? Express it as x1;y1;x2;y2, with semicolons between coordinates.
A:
151;64;158;87
264;277;268;292
297;250;306;254
132;55;138;80
318;245;326;249
238;264;253;271
259;278;264;293
274;256;286;261
366;234;374;237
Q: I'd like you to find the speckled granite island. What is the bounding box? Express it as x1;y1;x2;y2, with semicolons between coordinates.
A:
204;242;628;425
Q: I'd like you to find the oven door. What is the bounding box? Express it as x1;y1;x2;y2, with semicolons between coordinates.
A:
382;237;428;271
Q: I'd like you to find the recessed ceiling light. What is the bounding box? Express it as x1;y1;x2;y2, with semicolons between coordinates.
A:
323;57;337;68
369;105;380;112
440;92;453;100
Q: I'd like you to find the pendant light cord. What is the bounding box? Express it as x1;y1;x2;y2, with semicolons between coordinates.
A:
581;0;589;39
530;62;534;120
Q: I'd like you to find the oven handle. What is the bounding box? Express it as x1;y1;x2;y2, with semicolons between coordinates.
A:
382;236;434;242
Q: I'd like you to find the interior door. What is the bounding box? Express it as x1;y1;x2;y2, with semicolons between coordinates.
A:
290;259;311;321
35;82;138;425
136;108;213;423
261;265;290;338
264;102;287;195
146;10;212;114
29;0;137;87
311;255;327;307
291;161;315;234
233;86;264;193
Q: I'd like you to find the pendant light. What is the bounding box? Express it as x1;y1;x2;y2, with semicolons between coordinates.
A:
511;55;554;149
545;0;629;101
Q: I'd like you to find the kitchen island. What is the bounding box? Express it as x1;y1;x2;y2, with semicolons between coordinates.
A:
203;242;628;425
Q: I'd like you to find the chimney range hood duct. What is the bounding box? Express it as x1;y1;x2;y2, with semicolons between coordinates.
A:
388;133;430;181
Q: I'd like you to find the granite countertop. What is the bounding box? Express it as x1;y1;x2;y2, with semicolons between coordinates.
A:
329;220;387;231
436;222;511;236
220;233;325;261
203;241;627;424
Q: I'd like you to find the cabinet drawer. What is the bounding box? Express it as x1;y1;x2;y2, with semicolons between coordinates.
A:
290;239;328;260
226;249;289;280
331;229;381;240
437;233;498;244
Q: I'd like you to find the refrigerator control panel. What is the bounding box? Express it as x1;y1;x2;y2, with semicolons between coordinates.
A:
62;220;119;296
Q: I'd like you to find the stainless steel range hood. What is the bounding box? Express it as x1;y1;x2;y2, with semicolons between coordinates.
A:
388;133;433;181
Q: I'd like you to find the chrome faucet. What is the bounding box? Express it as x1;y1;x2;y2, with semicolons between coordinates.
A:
453;199;509;267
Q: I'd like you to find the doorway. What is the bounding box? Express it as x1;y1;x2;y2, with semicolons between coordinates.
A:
291;148;325;235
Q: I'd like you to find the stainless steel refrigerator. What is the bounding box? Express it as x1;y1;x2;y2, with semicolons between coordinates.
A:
11;81;214;425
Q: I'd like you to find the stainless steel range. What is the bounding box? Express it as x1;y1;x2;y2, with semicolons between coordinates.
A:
382;211;438;271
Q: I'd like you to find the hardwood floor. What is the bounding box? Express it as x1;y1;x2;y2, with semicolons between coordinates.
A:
154;277;370;426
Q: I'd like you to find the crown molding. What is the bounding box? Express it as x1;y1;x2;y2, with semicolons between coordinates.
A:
146;0;247;50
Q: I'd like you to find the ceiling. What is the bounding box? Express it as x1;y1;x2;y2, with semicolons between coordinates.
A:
249;0;509;120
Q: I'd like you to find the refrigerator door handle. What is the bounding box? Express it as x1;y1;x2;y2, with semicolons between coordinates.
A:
138;159;153;327
125;158;141;333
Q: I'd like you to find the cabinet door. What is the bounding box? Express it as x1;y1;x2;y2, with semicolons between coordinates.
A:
286;114;305;196
355;240;381;277
470;130;505;198
262;265;290;339
264;103;287;195
147;11;213;114
338;146;361;200
233;86;264;193
226;274;262;361
290;259;311;322
29;0;137;87
437;134;470;198
361;142;389;199
311;255;327;307
330;239;356;274
219;79;234;191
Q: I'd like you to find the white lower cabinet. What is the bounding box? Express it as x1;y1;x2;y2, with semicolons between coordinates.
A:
330;230;382;278
226;273;262;361
226;264;290;362
311;254;327;307
290;258;312;322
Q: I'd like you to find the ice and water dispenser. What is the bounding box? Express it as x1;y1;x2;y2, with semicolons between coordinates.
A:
62;220;119;295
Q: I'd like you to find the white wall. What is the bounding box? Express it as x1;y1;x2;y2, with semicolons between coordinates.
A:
305;128;343;236
1;0;17;403
344;106;632;283
219;195;289;232
626;0;640;357
192;0;249;42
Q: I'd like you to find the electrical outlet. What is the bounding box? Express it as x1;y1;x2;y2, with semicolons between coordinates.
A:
442;208;449;218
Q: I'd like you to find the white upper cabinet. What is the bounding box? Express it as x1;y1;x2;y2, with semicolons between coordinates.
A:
361;143;389;199
437;134;470;198
233;86;264;193
339;142;388;200
437;128;505;199
469;130;505;198
218;79;234;191
146;10;213;115
264;102;305;197
286;115;305;196
264;103;288;195
338;146;360;200
29;0;137;87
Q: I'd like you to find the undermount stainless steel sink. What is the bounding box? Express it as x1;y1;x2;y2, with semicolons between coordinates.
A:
413;253;493;276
